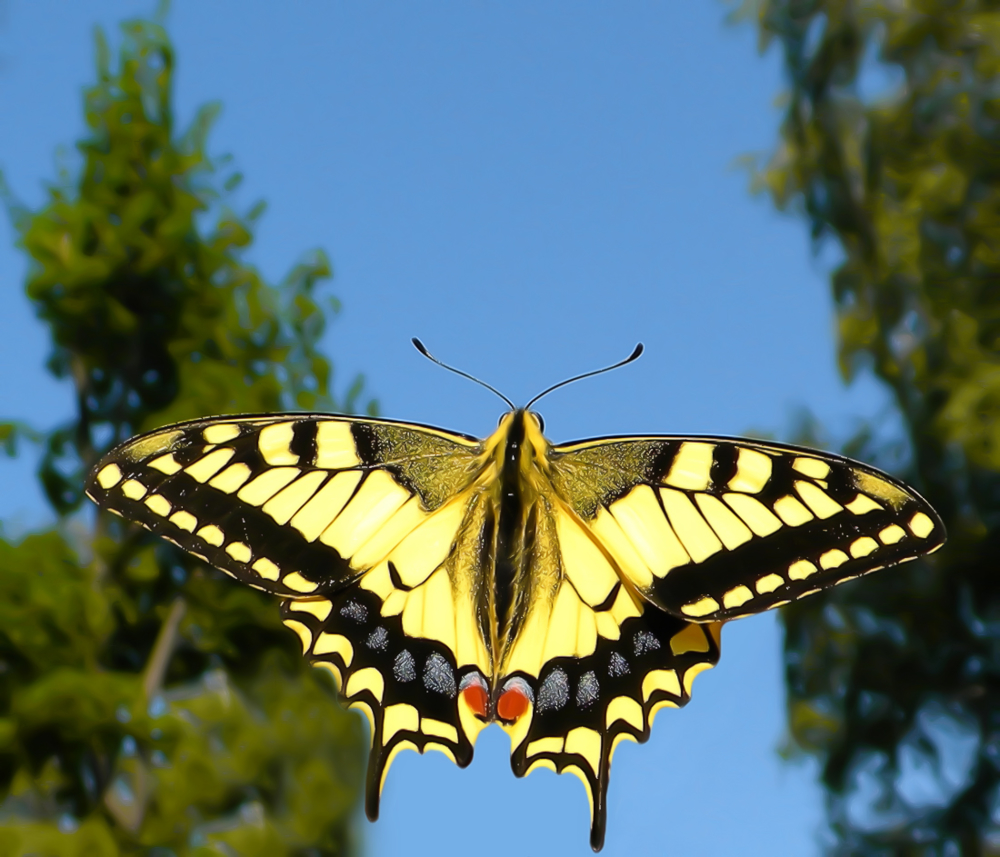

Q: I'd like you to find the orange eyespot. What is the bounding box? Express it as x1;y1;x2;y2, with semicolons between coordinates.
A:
462;684;490;720
497;686;530;722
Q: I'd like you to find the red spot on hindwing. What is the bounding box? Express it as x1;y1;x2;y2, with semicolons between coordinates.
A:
463;683;490;719
497;686;530;722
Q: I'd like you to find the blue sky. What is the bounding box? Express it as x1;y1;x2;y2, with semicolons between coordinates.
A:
0;2;898;854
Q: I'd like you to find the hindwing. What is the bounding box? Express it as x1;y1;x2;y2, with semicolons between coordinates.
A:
505;584;722;851
280;586;482;820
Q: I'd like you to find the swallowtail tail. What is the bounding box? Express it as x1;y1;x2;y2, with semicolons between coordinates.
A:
86;349;944;851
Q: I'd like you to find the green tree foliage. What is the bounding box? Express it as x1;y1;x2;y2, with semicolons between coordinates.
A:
741;0;1000;852
0;16;371;855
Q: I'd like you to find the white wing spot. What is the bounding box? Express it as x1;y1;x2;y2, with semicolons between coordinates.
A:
788;559;818;580
755;573;784;593
252;557;280;581
340;600;368;623
121;479;147;500
537;669;570;713
423;653;457;697
819;549;849;569
722;585;754;609
196;525;225;547
225;541;252;563
680;596;719;618
633;630;661;656
909;512;934;539
575;671;599;709
608;652;630;677
144;494;172;517
169;510;197;532
366;626;389;651
878;524;907;545
282;571;318;593
849;536;879;558
96;463;123;489
394;650;416;683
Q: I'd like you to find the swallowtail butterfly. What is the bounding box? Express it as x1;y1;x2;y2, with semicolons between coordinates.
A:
86;344;944;850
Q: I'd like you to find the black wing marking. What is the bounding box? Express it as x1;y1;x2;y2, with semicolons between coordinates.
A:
86;414;483;599
280;585;485;821
505;605;721;851
551;435;945;622
87;413;495;810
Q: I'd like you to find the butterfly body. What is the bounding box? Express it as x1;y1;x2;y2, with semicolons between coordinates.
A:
87;406;944;851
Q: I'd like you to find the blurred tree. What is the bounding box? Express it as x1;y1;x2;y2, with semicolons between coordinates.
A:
738;0;1000;853
0;14;372;856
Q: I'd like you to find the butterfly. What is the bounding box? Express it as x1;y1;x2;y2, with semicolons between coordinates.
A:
85;342;945;851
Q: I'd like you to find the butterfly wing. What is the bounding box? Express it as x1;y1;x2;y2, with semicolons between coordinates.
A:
498;433;944;850
86;413;494;818
550;435;945;622
507;593;722;852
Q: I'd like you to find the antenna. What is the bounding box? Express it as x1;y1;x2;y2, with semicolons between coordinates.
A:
411;339;516;411
525;343;644;410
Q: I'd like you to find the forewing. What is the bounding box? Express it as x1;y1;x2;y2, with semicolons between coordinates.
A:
550;435;945;622
86;413;494;815
87;414;482;596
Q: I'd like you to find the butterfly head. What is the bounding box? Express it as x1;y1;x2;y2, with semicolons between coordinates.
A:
484;410;553;488
495;407;544;432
